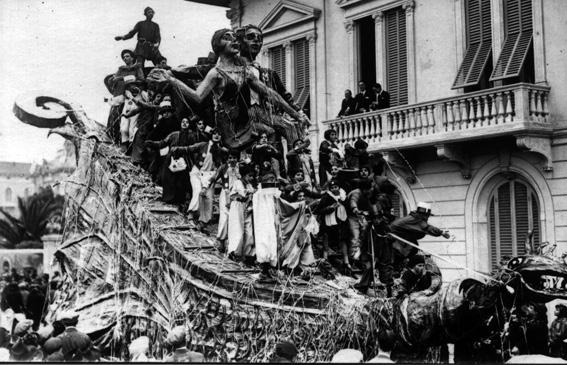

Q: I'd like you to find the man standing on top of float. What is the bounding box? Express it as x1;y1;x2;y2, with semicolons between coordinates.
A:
115;7;163;67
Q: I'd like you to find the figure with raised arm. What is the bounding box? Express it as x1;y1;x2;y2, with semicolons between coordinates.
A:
148;28;305;152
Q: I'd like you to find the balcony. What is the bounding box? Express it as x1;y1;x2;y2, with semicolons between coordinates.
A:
323;83;553;175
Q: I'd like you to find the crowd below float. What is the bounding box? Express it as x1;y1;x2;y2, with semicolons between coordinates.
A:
1;6;567;362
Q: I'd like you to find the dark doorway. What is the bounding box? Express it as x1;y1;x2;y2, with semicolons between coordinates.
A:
357;16;376;86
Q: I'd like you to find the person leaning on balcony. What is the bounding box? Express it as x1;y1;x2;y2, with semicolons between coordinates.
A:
318;129;344;185
337;89;357;117
354;81;376;113
370;83;390;110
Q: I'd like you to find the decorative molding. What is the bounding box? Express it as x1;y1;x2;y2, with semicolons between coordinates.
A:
336;0;366;9
344;20;354;33
515;135;553;172
372;11;383;24
435;144;471;179
403;0;415;13
306;32;317;43
382;151;417;184
282;40;292;49
258;0;321;36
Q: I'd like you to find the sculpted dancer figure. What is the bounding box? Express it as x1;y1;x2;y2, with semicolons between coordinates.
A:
237;24;308;175
149;28;304;151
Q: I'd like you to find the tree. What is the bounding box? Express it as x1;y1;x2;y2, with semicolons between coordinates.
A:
0;187;64;249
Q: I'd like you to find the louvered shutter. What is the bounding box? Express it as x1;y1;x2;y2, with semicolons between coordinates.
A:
514;181;529;256
391;190;407;219
489;0;533;81
385;7;408;107
293;38;310;109
489;180;540;271
270;45;286;88
452;0;493;89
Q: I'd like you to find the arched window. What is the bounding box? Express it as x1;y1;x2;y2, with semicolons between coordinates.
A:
488;179;540;271
5;188;13;203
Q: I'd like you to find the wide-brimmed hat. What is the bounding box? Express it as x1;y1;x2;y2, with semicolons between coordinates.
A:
415;201;433;215
121;49;135;60
159;99;173;111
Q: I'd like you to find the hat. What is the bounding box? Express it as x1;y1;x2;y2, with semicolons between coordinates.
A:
416;202;433;215
121;49;135;60
13;319;33;337
331;349;363;363
354;139;368;150
408;255;425;268
159;100;173;111
275;341;298;360
129;336;150;358
43;337;63;355
166;326;186;348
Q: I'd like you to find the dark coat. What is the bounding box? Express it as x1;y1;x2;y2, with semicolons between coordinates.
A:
151;132;206;204
338;97;357;117
354;90;376;112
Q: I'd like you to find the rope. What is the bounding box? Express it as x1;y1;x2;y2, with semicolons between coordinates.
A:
387;232;501;284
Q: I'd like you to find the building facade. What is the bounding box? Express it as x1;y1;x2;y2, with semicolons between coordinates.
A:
0;161;35;217
194;0;566;281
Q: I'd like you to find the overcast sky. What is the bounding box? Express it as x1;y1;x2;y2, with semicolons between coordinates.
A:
0;0;228;163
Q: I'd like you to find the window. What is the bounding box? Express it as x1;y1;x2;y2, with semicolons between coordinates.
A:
490;0;534;83
293;38;310;115
452;0;493;90
356;16;376;87
269;45;286;89
391;190;408;219
385;7;408;107
488;179;540;271
4;188;12;203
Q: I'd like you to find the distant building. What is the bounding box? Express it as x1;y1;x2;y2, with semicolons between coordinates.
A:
0;161;34;217
30;140;76;196
188;0;567;281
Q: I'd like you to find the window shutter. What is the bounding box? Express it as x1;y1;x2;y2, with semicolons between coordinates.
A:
269;45;286;88
385;7;408;107
514;181;529;256
489;180;540;271
489;0;533;81
293;38;310;109
452;0;493;89
391;191;407;219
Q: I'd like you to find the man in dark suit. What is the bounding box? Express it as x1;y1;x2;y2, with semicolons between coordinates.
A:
337;89;357;117
371;82;391;110
354;81;376;113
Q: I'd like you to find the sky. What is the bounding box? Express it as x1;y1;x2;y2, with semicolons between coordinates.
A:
0;0;229;163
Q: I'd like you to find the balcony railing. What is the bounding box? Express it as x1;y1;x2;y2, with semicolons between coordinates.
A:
323;83;552;151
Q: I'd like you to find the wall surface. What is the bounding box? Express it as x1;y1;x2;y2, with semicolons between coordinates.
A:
236;0;567;281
